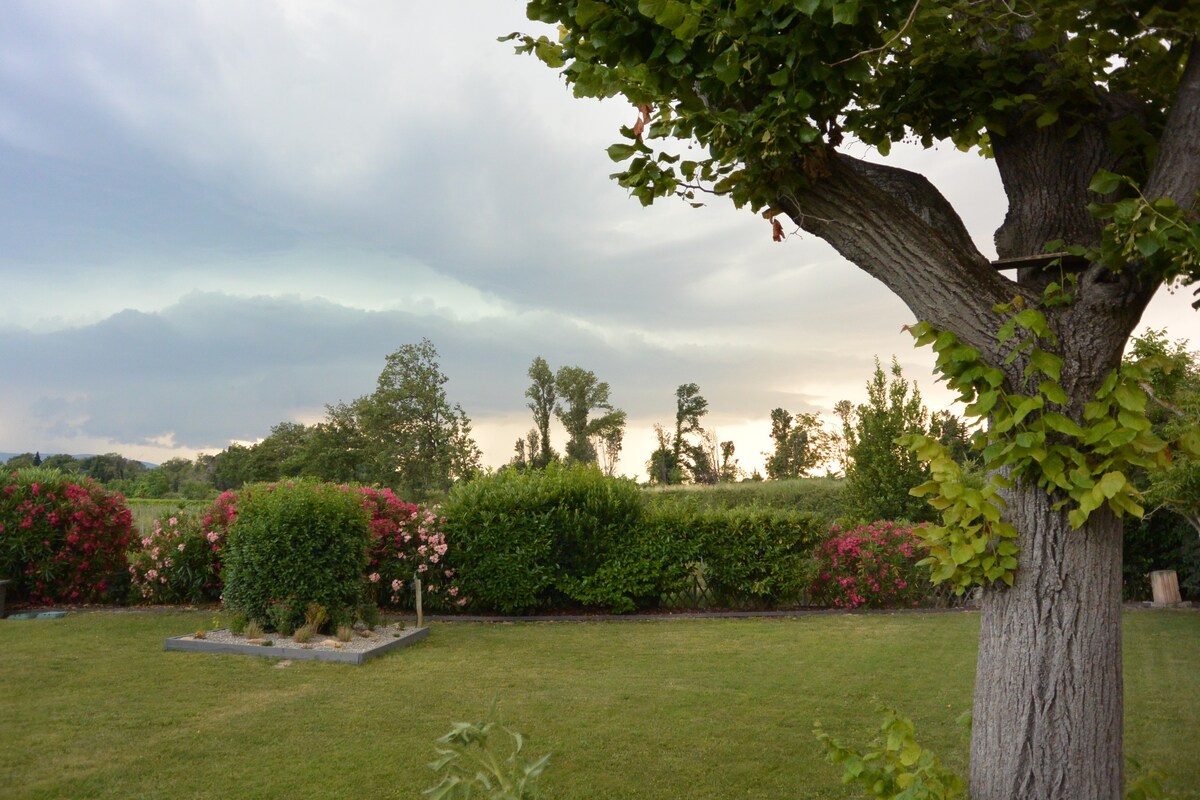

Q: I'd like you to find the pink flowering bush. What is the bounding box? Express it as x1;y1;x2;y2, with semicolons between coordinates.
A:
809;521;930;609
128;512;224;603
0;467;133;605
127;492;234;604
359;487;463;610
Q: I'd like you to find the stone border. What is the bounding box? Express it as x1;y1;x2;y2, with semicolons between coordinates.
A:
164;626;429;665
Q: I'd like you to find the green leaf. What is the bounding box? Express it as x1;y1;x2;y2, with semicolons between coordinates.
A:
1089;170;1124;195
1035;109;1059;128
831;0;860;25
575;0;609;27
713;45;741;84
606;143;638;162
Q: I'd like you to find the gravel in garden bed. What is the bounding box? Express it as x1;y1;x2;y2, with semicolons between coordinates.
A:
181;623;413;654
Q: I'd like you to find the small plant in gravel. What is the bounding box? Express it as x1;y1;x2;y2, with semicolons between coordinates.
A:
304;602;330;633
292;624;316;644
336;624;353;642
228;610;248;635
267;599;295;635
243;620;264;640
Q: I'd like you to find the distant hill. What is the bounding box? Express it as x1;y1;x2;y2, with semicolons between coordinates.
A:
0;452;158;469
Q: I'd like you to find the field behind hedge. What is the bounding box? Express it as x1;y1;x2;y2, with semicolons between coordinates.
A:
2;609;1197;799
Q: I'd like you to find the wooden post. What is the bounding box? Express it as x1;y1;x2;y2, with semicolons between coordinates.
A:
1150;570;1182;605
415;575;424;627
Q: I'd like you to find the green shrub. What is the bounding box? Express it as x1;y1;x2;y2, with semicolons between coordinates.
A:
442;464;645;613
688;508;826;606
221;481;369;630
0;467;133;605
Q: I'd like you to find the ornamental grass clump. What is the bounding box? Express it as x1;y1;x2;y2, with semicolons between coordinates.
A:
221;481;369;631
0;467;133;605
809;521;931;610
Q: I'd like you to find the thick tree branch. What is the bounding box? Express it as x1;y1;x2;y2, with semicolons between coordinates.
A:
777;152;1013;361
1145;40;1200;210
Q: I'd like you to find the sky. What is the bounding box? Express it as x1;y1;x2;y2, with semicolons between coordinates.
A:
1;1;1196;479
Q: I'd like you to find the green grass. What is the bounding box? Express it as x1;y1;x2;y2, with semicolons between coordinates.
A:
1;610;1197;799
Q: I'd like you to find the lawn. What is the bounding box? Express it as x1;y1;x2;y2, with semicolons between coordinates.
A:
1;610;1197;799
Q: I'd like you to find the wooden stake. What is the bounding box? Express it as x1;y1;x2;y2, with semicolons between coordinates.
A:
415;576;424;627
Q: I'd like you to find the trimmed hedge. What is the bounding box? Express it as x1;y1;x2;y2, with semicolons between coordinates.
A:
442;464;645;613
442;466;829;613
221;480;369;630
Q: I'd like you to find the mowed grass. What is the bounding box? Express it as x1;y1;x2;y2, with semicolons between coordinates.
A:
1;610;1197;799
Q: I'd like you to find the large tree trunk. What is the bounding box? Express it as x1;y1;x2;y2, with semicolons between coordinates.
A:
971;490;1125;799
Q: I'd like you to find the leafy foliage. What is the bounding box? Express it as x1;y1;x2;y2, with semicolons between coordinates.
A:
221;480;370;630
0;467;133;605
901;294;1199;593
765;407;837;479
839;359;934;524
424;712;549;800
525;356;559;469
814;708;967;799
441;463;646;613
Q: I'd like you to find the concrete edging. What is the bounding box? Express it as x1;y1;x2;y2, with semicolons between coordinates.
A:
164;625;429;665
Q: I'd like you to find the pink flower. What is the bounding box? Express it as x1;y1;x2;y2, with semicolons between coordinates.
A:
448;586;459;596
391;579;403;591
177;543;186;552
369;572;380;583
417;564;428;573
206;531;219;543
168;517;178;526
456;598;467;607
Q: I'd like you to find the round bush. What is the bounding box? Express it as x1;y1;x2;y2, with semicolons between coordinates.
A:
221;480;370;629
0;467;133;605
809;521;930;609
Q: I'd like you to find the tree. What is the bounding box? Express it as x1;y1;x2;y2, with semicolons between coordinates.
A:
554;365;619;465
838;358;934;523
765;408;837;479
591;409;627;476
510;5;1200;795
672;383;708;476
525;357;558;468
646;423;681;485
358;339;481;498
1128;330;1200;538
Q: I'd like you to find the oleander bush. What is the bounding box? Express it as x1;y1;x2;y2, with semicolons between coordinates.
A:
809;521;930;609
128;511;224;603
0;467;133;605
359;486;463;610
221;480;370;630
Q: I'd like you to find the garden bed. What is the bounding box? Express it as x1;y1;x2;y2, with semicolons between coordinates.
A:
164;623;428;665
